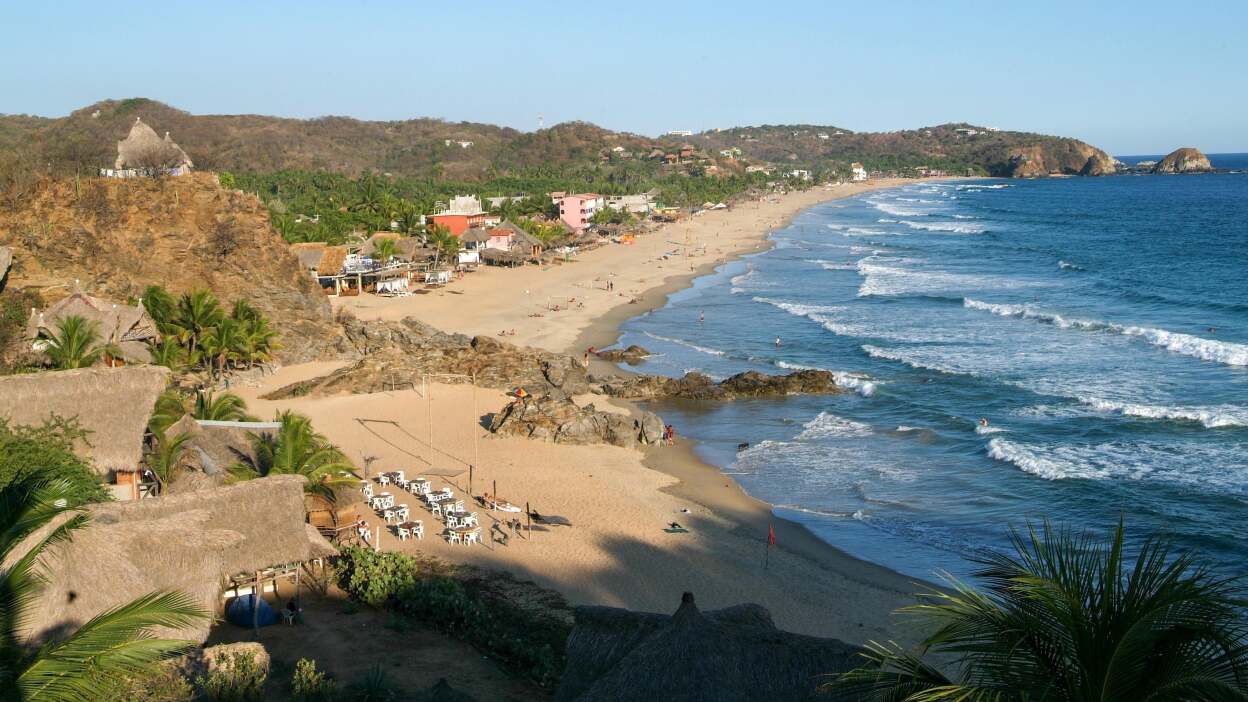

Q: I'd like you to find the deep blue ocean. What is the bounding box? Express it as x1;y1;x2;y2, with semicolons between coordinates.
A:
617;156;1248;580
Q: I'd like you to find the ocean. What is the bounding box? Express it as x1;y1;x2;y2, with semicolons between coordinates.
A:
616;158;1248;580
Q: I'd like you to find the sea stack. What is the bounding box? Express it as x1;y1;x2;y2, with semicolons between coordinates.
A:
1152;147;1213;173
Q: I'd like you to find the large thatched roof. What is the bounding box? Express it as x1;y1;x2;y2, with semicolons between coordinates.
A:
0;366;170;474
115;118;193;170
290;242;327;271
12;475;336;645
316;245;348;276
26;292;159;360
555;592;863;702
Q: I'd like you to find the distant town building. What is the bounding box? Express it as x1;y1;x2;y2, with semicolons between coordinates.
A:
851;163;868;182
430;195;499;236
557;193;604;231
665;130;693;137
788;169;812;182
955;127;980;136
817;133;829;140
606;193;656;215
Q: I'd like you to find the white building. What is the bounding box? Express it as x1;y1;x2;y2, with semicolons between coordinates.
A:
788;169;812;182
851;163;868;182
606;194;655;215
665;129;693;137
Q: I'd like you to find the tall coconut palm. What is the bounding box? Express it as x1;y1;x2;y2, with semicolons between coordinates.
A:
148;390;190;436
830;520;1248;701
141;285;179;337
371;237;398;265
145;431;191;495
146;338;185;371
238;317;278;369
42;315;117;370
228;411;355;506
0;478;207;701
174;290;223;357
200;318;241;379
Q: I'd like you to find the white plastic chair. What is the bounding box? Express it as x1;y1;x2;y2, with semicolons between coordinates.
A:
378;475;390;485
430;502;443;518
396;526;410;541
392;470;405;482
446;515;461;529
462;513;479;528
384;509;397;524
447;531;462;545
362;483;374;499
412;521;424;540
465;529;481;546
396;505;409;521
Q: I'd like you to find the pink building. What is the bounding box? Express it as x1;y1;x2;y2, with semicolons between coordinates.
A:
556;193;604;232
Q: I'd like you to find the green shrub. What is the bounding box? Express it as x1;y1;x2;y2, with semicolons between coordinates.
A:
290;658;337;702
0;416;109;504
346;664;396;702
196;651;268;702
334;547;570;688
92;664;195;701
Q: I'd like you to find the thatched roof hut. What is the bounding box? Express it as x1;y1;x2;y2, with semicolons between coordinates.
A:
161;415;277;494
555;592;862;702
114;118;193;171
358;232;403;257
11;475;336;645
290;242;328;272
0;366;170;476
26;291;160;363
315;246;348;277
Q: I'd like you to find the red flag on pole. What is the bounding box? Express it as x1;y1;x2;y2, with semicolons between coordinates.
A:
768;522;776;546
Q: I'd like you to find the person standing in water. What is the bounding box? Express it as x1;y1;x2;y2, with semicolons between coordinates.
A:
775;337;782;348
699;311;705;323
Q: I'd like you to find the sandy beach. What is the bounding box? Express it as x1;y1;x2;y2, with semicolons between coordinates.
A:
241;179;942;645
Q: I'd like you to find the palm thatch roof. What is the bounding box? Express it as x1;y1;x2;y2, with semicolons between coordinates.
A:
26;291;160;362
315;245;348;276
114;118;193;170
358;232;403;257
11;475;336;645
460;228;493;244
555;592;862;702
290;242;328;271
480;248;526;265
0;366;170;475
394;239;434;261
161;415;268;493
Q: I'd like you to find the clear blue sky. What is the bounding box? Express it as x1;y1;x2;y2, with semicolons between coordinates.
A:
2;1;1244;154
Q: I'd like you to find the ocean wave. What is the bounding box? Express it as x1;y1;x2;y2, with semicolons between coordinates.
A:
869;199;931;217
958;183;1011;190
898;220;986;234
841;227;890;236
858;262;1023;298
1078;396;1248;429
877;218;898;223
773;359;877;397
641;331;726;357
795;411;873;440
952;214;977;219
751;296;843;317
987;438;1105;480
963;298;1248;367
817;261;859;271
861;345;962;375
1058;260;1083;271
975;424;1006;435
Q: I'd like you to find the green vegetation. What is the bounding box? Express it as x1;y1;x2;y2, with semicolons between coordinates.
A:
228;410;355;504
0;287;42;371
831;520;1248;700
334;547;571;688
196;650;267;702
0;477;208;702
41;315;119;370
290;658;337;702
143;286;278;377
0;417;109;505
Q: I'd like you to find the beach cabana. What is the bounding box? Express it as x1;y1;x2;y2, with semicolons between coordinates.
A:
26;291;160;365
555;592;862;702
10;475;337;645
0;366;170;500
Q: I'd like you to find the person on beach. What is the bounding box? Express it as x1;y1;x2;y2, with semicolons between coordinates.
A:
775;336;782;348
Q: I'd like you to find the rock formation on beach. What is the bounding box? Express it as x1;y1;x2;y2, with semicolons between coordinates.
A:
1152;147;1213;174
593;345;650;365
488;393;665;449
264;317;591;399
599;369;847;401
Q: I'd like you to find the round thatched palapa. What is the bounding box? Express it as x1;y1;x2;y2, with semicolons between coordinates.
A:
555;592;863;702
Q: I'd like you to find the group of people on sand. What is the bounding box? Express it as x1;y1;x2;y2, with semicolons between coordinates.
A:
497;328;517;336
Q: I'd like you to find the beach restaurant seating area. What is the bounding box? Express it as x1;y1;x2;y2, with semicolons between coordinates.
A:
364;471;482;546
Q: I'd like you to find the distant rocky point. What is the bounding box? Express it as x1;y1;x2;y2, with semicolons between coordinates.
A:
1152;147;1212;174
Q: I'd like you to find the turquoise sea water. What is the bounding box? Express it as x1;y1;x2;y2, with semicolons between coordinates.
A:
616;161;1248;579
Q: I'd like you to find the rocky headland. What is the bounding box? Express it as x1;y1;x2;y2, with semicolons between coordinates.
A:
1152;147;1213;174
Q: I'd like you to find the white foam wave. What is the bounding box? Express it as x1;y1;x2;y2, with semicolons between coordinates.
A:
869;200;930;217
898;220;985;234
858;262;1019;298
958;183;1011;190
819;261;859;271
877;218;898;223
987;438;1104;480
774;359;877;398
752;297;843;317
1058;260;1083;270
963;299;1248;367
641;331;726;357
975;425;1006;435
1079;397;1248;429
861;345;961;374
795;411;873;440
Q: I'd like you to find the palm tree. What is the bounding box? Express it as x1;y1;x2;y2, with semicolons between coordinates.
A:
370;237;397;265
141;285;180;337
148;390;190;436
0;478;207;701
230;299;261;324
831;520;1248;701
424;225;459;268
174;290;223;357
229;411;356;506
192;390;250;422
237;316;278;370
146;430;191;495
146;338;185;371
42;316;117;370
200;318;241;379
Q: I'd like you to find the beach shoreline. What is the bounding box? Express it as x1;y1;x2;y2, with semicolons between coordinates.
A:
244;178;967;642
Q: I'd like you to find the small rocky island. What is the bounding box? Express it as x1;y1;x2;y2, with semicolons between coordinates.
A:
1152;147;1213;174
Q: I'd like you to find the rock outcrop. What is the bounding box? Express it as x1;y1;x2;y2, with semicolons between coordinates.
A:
1152;147;1213;174
0;173;348;363
264;316;590;399
489;393;665;449
594;345;651;365
998;140;1117;177
600;369;845;401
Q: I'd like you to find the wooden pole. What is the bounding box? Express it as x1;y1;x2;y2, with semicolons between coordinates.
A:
526;501;531;539
251;571;260;638
426;375;433;454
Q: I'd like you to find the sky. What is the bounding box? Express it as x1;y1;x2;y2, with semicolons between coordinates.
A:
2;1;1245;154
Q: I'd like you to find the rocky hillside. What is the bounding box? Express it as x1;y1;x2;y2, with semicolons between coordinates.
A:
1153;147;1213;174
1;99;1115;180
0;173;347;362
